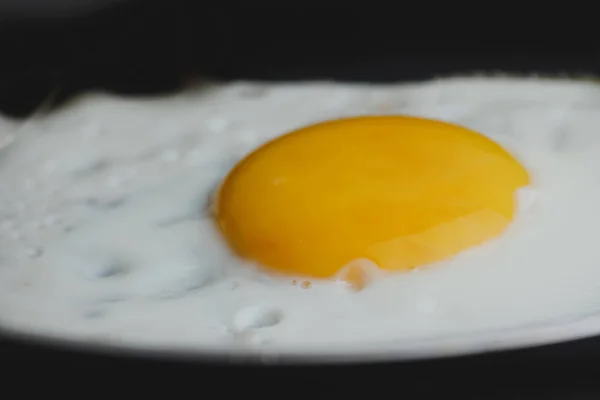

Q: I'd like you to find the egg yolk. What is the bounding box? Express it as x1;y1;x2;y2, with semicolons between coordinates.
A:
215;116;530;279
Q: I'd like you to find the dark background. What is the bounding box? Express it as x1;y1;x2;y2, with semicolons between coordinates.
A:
1;1;600;397
0;1;598;117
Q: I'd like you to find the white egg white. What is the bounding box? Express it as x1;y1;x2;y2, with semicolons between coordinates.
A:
1;77;600;355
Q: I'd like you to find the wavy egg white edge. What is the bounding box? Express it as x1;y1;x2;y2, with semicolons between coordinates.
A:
1;76;600;360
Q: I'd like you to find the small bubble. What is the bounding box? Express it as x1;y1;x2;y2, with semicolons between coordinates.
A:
43;215;61;227
301;281;312;289
89;260;130;279
336;258;381;292
154;268;214;299
73;159;109;178
23;246;43;259
129;262;215;300
232;305;283;332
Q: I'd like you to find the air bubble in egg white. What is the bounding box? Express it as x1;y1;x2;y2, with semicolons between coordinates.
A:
96;262;130;279
231;305;283;333
78;258;131;280
128;260;215;299
83;308;107;319
335;258;383;292
43;215;61;227
21;246;43;259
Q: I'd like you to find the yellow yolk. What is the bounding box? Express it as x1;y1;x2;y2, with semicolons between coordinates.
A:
215;116;530;279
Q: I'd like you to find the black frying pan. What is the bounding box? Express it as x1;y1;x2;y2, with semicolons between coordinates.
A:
1;2;599;397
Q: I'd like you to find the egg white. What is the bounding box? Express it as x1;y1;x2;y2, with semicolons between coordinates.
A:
1;77;600;355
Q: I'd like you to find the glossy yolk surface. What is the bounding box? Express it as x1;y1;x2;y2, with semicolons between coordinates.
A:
216;116;530;279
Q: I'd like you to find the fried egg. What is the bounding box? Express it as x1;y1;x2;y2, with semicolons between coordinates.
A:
1;77;600;357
